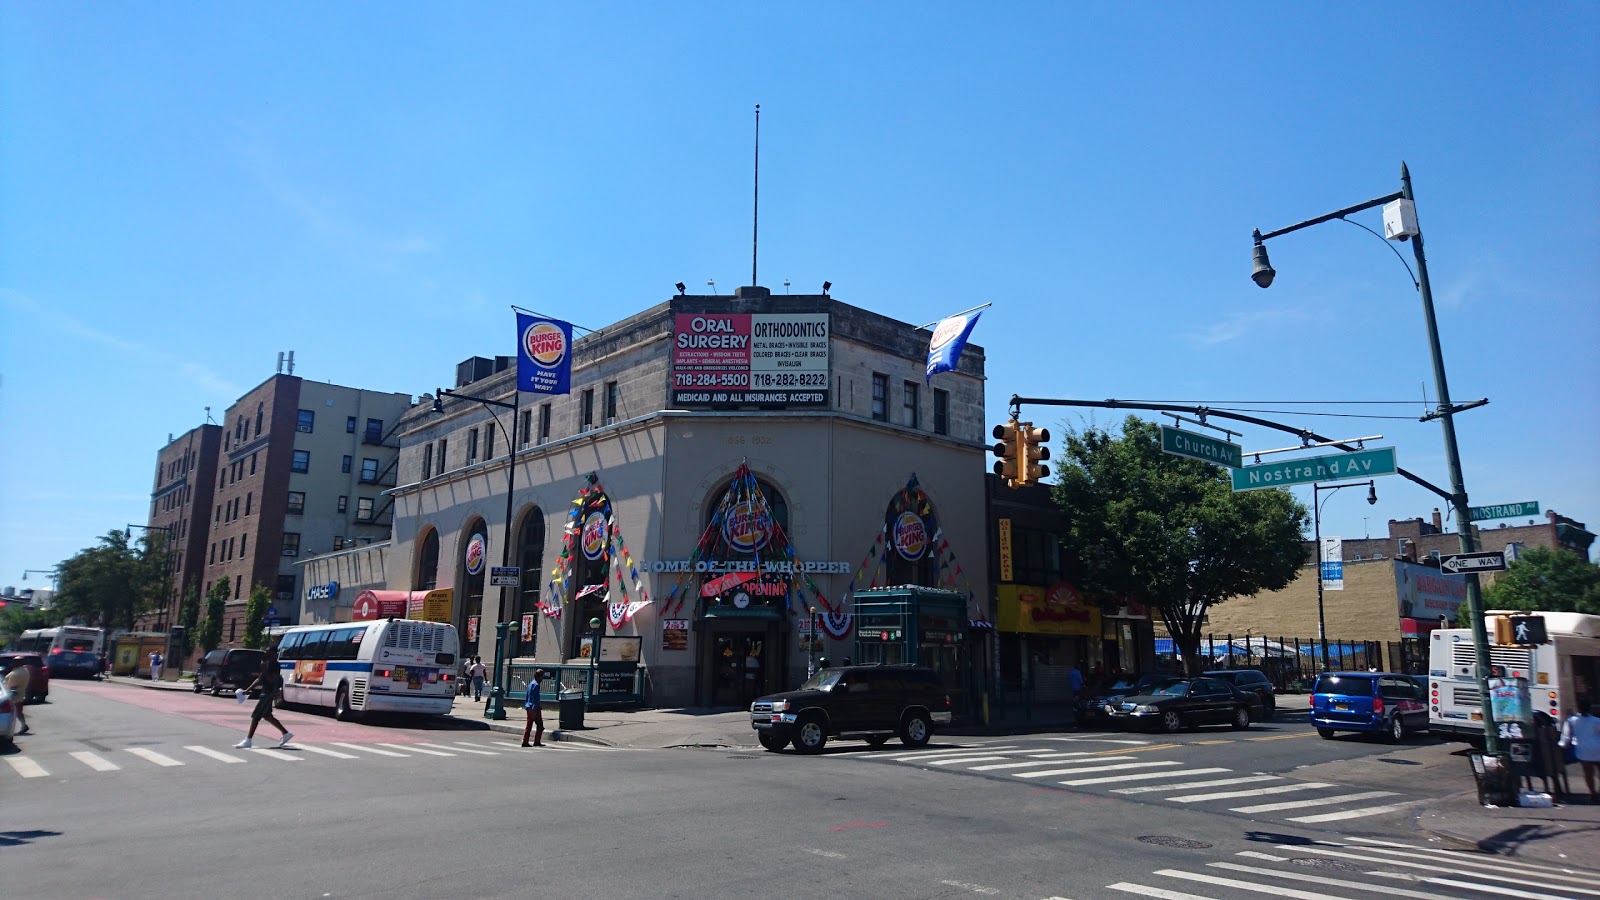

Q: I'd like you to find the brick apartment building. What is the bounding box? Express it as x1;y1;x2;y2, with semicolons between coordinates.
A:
137;424;222;631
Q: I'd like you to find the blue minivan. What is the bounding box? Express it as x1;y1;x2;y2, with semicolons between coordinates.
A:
1310;672;1428;742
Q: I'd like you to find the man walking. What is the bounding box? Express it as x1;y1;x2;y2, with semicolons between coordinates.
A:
150;651;163;681
522;668;545;748
469;657;487;702
236;650;293;750
1560;703;1600;801
2;658;30;736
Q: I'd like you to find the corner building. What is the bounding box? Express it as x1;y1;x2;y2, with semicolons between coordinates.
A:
389;289;990;708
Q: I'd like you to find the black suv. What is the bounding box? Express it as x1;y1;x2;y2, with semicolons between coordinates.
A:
1203;669;1276;719
751;665;953;753
194;648;267;696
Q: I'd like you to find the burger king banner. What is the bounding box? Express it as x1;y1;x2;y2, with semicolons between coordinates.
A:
893;511;928;562
720;500;772;553
464;533;487;576
580;512;608;561
516;312;573;395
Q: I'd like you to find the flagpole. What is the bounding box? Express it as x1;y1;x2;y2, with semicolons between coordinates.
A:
913;302;992;331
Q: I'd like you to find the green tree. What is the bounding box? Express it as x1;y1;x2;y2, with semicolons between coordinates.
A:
1052;416;1310;675
176;583;201;661
53;529;163;630
0;604;55;647
1480;547;1600;616
242;584;270;649
197;577;229;654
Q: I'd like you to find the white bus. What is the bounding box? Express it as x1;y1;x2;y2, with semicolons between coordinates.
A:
275;619;460;720
1427;611;1600;742
14;626;106;678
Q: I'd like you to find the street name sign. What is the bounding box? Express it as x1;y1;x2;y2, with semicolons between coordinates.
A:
1439;551;1508;575
490;566;521;587
1161;425;1242;469
1470;501;1540;522
1231;447;1398;492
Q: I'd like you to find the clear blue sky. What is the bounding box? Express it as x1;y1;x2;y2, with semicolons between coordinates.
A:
4;4;1598;588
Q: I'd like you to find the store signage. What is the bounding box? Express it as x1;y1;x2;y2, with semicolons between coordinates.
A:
467;616;479;643
893;511;928;561
520;614;536;643
643;559;854;574
701;570;757;598
670;312;830;407
1320;537;1344;591
408;588;453;623
1395;560;1465;621
721;500;772;553
490;566;520;587
995;584;1100;636
305;581;339;602
997;518;1014;583
353;591;408;621
661;619;690;651
581;512;607;561
515;313;573;396
464;534;487;576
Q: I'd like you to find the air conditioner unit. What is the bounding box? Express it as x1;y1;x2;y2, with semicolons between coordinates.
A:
605;417;617;426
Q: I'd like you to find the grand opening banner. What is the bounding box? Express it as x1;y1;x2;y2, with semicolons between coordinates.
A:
671;312;830;407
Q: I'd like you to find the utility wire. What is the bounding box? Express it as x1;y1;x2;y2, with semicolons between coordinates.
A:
1210;406;1423;420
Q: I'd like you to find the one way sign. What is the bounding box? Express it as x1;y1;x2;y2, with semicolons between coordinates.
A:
1439;551;1508;575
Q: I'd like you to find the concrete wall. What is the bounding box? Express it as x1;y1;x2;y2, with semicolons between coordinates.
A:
1202;558;1405;644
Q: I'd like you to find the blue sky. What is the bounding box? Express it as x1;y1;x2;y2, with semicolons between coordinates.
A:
3;4;1597;588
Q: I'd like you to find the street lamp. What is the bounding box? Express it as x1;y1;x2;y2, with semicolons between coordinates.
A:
434;384;520;721
1252;163;1501;754
1311;480;1376;672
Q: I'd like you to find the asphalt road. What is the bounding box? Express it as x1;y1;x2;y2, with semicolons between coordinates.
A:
6;681;1593;899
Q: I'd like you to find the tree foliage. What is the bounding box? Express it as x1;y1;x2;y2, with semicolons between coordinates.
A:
1481;547;1600;616
176;583;201;661
1052;416;1310;675
242;584;270;649
51;530;166;631
198;577;229;654
0;604;55;647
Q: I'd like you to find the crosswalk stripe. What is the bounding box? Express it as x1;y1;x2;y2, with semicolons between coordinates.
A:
1014;760;1177;779
1114;775;1280;795
331;742;410;757
1060;767;1230;787
879;745;1019;760
1208;861;1458;900
125;748;184;767
1098;743;1181;755
1279;843;1600;893
298;744;360;759
1107;883;1215;899
185;745;246;764
925;755;1013;765
1155;867;1349;899
455;741;516;752
1167;782;1334;803
1042;736;1152;745
968;753;1099;771
1230;790;1395;814
1286;800;1418;823
5;756;50;778
249;748;301;761
378;742;454;757
1244;733;1314;741
491;741;535;750
70;751;120;772
1343;838;1600;885
418;742;498;756
1011;756;1136;776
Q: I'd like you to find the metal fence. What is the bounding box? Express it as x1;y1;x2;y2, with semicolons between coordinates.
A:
1156;635;1387;692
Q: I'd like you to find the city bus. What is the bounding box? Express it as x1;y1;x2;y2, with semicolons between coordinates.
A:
275;619;459;720
1427;611;1600;743
13;626;106;678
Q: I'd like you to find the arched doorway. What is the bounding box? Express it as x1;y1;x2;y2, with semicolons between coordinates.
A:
698;476;790;707
458;518;488;648
568;499;611;660
514;507;544;656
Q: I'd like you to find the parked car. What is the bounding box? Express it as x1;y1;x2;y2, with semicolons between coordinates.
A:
1310;672;1428;743
751;664;954;754
1103;676;1253;732
1204;668;1277;719
46;648;102;679
0;653;49;702
0;682;19;748
194;648;268;697
1078;673;1184;724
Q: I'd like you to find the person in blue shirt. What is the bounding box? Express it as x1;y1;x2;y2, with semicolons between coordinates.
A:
521;668;546;748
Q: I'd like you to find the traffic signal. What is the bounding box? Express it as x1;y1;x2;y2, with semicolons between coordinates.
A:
1491;615;1513;645
1018;423;1050;486
992;421;1020;488
1508;615;1548;645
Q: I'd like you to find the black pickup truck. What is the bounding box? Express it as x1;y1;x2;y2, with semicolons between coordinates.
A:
750;664;954;753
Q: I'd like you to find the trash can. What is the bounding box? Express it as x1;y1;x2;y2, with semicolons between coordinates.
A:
1469;751;1517;807
558;689;586;730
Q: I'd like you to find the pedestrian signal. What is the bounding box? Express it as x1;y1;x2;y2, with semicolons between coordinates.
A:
1508;615;1548;645
1491;615;1514;646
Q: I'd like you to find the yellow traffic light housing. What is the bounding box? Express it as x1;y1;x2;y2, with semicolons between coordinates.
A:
1018;422;1050;487
1491;615;1513;646
992;421;1020;488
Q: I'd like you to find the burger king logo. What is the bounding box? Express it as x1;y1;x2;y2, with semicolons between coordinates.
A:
721;500;771;553
581;512;607;561
929;313;968;352
464;533;487;576
522;321;568;367
893;511;928;561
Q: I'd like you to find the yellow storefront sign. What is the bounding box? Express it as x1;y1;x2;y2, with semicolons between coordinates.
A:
409;588;453;623
997;518;1014;583
995;583;1101;636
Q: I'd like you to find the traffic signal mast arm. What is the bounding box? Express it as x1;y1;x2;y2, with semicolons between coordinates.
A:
1007;395;1462;504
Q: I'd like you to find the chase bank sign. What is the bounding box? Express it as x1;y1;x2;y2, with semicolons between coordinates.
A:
306;581;339;602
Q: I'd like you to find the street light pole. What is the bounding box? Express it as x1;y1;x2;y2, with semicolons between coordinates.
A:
1251;163;1499;754
1311;480;1376;673
434;385;519;721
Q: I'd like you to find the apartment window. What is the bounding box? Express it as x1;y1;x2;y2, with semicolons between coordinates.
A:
297;409;315;433
244;492;252;516
466;430;479;466
539;404;552;444
871;373;888;421
228;620;236;642
219;471;226;489
250;452;257;475
438;439;448;472
341;455;353;474
209;542;216;564
276;575;296;602
581;389;595;431
520;410;533;447
214;505;221;525
423;444;434;479
365;418;383;443
361;458;379;482
483;425;495;460
337;495;348;513
255;403;264;435
357;497;375;522
234;579;241;600
347;416;357;433
903;381;920;429
226;537;234;560
286;491;305;515
604;381;618;423
282;532;301;557
933;389;949;436
291;450;310;473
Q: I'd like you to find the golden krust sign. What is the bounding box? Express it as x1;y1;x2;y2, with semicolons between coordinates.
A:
994;582;1101;636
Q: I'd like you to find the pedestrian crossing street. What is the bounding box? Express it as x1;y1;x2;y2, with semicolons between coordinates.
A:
855;737;1421;825
1084;836;1600;899
4;738;625;780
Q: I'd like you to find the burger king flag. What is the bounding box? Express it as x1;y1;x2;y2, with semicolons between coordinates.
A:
516;312;573;395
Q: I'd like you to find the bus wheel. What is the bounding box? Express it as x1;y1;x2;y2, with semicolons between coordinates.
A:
335;684;357;721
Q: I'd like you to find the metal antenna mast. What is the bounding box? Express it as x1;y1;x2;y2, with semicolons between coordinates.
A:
752;103;760;288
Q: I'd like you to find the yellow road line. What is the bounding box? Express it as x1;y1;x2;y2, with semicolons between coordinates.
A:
1093;743;1180;755
1194;739;1234;745
1246;733;1314;741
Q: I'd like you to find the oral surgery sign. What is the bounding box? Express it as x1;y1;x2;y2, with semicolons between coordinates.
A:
671;313;830;407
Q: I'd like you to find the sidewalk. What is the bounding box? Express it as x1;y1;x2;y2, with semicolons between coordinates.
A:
1414;789;1600;865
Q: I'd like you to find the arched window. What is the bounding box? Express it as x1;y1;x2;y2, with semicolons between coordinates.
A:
459;518;488;636
416;528;440;590
883;491;940;587
699;478;789;615
569;498;612;658
515;507;545;651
